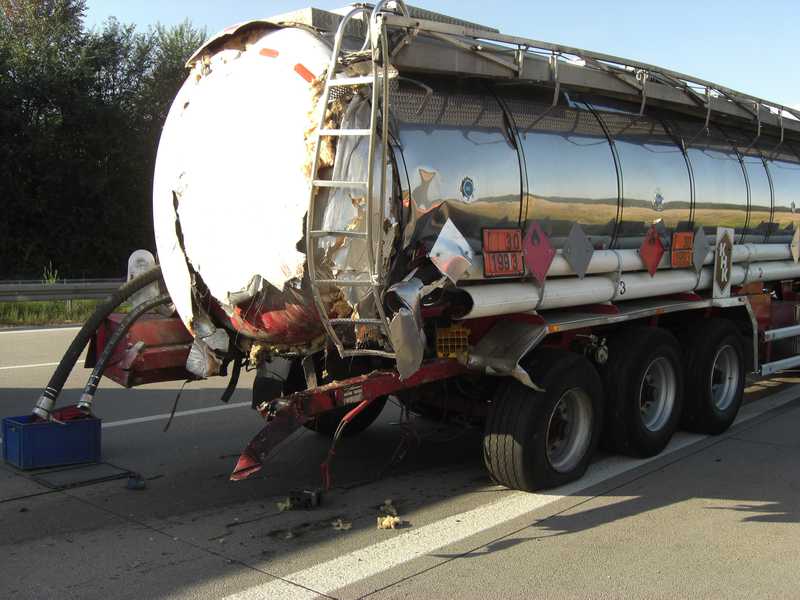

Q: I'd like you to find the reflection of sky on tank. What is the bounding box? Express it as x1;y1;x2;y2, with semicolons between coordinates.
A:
771;160;800;227
615;139;690;228
400;126;521;214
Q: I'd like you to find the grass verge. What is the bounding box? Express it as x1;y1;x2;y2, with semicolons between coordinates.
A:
0;300;102;327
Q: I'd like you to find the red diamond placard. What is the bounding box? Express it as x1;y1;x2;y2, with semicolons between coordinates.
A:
523;221;556;284
639;225;665;276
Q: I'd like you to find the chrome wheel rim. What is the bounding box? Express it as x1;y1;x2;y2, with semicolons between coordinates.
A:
546;388;593;473
639;356;676;432
710;344;739;411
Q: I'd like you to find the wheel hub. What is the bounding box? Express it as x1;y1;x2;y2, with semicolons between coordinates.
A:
638;356;676;432
546;388;593;473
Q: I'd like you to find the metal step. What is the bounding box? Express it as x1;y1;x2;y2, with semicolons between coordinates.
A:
318;128;371;137
312;179;368;188
314;279;375;287
760;354;800;376
327;75;375;87
762;325;800;342
309;230;367;238
329;318;385;326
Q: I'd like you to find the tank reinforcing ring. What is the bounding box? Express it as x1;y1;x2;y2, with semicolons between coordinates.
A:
545;387;594;473
638;356;677;432
710;344;740;412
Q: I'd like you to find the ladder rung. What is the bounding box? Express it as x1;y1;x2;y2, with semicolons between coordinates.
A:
327;76;375;87
310;230;367;239
318;129;371;137
315;279;375;287
329;318;385;326
312;180;368;188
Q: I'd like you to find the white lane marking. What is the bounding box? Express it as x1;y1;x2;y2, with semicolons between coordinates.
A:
102;402;250;429
224;386;800;600
0;326;81;335
0;362;60;371
0;401;250;444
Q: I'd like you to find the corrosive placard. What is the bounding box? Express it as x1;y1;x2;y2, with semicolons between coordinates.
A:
713;227;734;298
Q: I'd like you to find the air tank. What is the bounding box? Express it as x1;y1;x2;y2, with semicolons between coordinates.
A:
153;16;800;352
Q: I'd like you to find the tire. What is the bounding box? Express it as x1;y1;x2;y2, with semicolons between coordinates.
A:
601;327;684;457
483;348;604;491
304;396;388;438
680;319;745;434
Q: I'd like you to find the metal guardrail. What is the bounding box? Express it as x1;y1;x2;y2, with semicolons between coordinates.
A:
0;280;124;302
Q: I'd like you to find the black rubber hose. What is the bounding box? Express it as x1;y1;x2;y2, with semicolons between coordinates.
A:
33;266;164;417
78;293;172;411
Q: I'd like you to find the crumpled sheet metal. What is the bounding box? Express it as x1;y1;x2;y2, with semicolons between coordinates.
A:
316;95;397;310
387;278;426;379
154;27;332;339
466;319;545;391
429;219;475;283
230;399;307;481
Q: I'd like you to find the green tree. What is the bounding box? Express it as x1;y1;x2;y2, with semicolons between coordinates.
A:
0;0;205;279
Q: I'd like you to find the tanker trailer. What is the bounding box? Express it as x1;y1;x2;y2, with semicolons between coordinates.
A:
35;3;800;492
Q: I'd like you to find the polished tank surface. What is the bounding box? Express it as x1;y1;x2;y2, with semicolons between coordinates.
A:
666;121;748;239
392;81;523;250
502;95;619;248
766;144;800;236
590;102;691;245
391;84;800;254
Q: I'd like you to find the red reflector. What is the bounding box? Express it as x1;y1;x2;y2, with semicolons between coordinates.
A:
259;48;279;58
294;63;315;82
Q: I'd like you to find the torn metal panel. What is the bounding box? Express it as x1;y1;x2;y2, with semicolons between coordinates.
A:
231;398;307;481
314;94;398;310
186;338;222;379
386;277;427;378
429;219;474;283
467;318;546;390
231;359;469;481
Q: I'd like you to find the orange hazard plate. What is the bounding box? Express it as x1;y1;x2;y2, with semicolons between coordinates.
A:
483;228;524;277
671;231;694;268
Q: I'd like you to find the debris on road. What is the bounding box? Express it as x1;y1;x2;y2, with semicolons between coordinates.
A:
377;515;401;530
277;489;323;512
379;498;398;516
331;517;352;531
376;499;406;529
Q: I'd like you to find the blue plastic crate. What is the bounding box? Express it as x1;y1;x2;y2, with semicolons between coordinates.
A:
2;414;101;470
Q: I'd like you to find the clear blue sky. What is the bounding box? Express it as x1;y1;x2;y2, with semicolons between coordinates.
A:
85;0;799;108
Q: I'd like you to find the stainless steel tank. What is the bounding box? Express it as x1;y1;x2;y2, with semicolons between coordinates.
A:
153;17;800;352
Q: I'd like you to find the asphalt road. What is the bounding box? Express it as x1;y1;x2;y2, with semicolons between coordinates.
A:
1;326;799;599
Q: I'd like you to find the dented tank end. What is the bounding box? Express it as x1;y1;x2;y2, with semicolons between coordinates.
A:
154;25;340;351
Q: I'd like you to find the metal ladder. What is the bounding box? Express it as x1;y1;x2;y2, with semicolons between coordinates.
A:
305;3;405;359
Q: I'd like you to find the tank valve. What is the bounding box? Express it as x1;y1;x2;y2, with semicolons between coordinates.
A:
577;334;608;365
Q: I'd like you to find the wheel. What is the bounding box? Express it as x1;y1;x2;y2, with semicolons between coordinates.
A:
680;319;745;434
601;327;684;457
304;396;388;438
483;348;604;491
